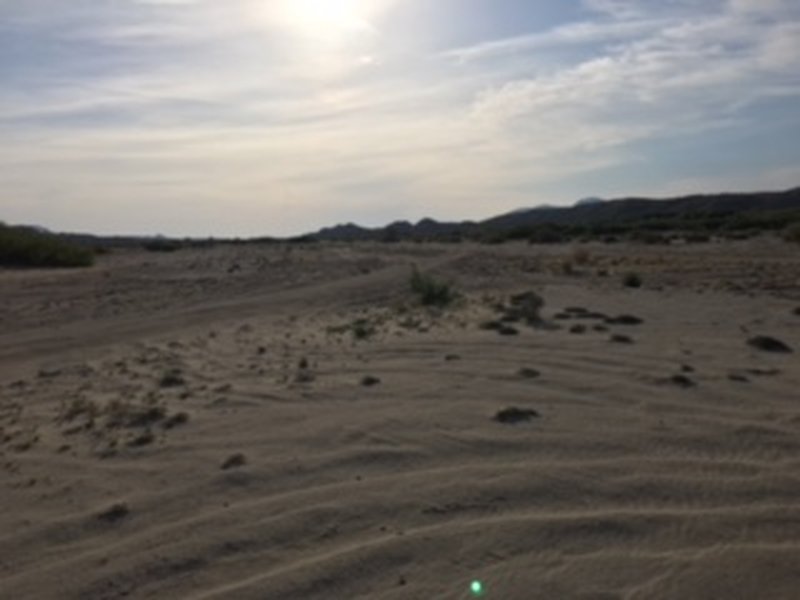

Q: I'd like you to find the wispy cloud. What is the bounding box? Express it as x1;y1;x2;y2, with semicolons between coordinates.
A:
0;0;798;235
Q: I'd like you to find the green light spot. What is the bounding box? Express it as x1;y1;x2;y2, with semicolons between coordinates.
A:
470;580;484;596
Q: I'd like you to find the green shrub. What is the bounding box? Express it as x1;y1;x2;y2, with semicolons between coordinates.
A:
0;225;94;268
410;267;456;307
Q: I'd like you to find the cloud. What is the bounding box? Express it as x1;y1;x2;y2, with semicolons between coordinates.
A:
0;0;798;235
469;2;800;151
443;18;667;63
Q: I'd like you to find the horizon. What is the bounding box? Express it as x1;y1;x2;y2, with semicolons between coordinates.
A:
2;1;799;237
7;184;797;239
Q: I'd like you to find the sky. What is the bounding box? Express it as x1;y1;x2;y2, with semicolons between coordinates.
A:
1;0;798;237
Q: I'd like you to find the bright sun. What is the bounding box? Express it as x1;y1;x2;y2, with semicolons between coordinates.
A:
281;0;372;36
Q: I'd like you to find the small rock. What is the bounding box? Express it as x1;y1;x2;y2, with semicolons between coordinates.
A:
747;368;781;377
361;376;381;387
127;430;155;448
221;453;247;470
97;502;130;523
580;312;610;320
162;412;189;429
495;407;540;424
606;315;644;326
518;368;541;379
670;375;696;388
747;336;793;354
37;368;62;379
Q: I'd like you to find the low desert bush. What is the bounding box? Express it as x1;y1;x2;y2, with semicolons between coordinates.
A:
571;246;591;265
410;267;456;307
784;222;800;244
0;225;94;268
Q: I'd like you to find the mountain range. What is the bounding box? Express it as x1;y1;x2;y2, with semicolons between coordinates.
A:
310;187;800;242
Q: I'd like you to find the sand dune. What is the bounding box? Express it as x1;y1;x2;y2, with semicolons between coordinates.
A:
1;240;798;599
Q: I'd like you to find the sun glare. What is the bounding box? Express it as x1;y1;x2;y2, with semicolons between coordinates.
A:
281;0;372;37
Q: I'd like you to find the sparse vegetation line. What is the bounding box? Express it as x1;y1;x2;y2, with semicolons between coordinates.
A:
0;223;95;268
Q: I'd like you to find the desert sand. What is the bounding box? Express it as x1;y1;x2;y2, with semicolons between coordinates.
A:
1;239;799;599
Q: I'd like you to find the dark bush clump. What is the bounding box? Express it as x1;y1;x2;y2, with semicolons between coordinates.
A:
0;224;94;268
622;272;643;288
143;239;182;252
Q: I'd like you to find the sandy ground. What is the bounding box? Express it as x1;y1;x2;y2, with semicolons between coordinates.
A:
1;239;799;599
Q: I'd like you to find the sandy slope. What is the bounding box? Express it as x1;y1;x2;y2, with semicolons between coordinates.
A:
1;240;799;599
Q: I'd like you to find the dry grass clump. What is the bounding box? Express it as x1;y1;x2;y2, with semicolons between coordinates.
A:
60;395;187;437
61;398;100;424
159;369;186;388
328;318;377;340
571;246;592;265
105;400;166;429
